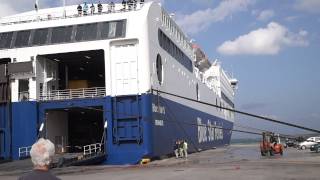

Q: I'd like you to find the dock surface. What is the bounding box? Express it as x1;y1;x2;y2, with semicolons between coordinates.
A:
1;144;320;180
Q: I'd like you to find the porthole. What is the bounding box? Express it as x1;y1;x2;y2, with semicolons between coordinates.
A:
156;54;163;85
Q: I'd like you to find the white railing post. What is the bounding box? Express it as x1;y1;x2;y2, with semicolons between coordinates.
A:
18;146;31;158
83;143;102;156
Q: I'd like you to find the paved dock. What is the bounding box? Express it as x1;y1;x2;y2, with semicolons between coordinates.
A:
1;144;320;180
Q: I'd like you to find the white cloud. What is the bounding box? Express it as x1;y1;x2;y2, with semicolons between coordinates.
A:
217;22;309;55
257;9;274;21
176;0;255;35
294;0;320;14
190;0;212;5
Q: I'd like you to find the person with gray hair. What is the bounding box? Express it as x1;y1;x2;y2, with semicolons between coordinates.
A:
18;138;61;180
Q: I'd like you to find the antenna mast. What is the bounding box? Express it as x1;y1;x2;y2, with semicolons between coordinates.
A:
63;0;66;18
35;0;39;11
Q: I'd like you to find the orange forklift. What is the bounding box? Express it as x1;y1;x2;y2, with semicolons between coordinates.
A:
260;132;284;156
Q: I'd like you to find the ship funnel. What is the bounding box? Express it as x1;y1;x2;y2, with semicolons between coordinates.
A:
230;78;238;89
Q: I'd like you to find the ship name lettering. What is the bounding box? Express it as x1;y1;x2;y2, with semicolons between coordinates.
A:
152;103;166;114
155;119;164;126
197;118;224;143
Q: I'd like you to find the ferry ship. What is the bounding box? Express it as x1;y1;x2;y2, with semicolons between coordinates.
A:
0;1;238;164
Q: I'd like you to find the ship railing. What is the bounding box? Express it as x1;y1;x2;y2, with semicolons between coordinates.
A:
39;87;106;101
0;2;144;26
83;143;102;156
18;146;32;159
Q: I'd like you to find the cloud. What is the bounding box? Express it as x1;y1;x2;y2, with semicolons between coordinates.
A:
176;0;255;35
257;9;275;21
190;0;212;5
294;0;320;14
217;22;309;55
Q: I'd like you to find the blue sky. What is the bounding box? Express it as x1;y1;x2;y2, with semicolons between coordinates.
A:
0;0;319;138
162;0;320;137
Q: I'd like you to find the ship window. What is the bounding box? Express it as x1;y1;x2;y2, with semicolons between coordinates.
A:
51;26;73;44
32;28;49;45
116;21;124;37
158;30;162;47
100;22;110;39
156;54;163;85
0;32;13;49
14;30;31;47
108;22;117;38
100;21;124;39
157;29;193;72
18;79;29;101
196;83;199;100
75;23;98;41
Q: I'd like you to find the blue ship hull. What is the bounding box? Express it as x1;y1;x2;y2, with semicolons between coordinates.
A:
0;94;233;164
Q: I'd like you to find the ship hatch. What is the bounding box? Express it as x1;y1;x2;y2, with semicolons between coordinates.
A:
39;50;105;92
45;106;104;154
0;58;10;103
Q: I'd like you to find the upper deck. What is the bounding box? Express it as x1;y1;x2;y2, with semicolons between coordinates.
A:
0;2;145;27
0;2;150;52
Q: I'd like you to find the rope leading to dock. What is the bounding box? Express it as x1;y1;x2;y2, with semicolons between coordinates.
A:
151;89;320;134
74;104;264;137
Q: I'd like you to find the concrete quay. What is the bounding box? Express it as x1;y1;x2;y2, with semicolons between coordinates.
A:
1;144;320;180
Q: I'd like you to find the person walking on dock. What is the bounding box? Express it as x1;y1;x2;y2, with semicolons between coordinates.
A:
18;138;60;180
183;140;188;159
174;140;181;158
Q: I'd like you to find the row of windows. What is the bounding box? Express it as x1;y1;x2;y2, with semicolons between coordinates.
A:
221;91;235;108
158;30;193;72
0;20;126;49
160;10;192;53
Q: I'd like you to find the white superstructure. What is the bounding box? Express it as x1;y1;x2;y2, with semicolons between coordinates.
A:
0;1;237;120
0;1;238;164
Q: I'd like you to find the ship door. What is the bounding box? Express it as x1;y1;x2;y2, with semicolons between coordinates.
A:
110;42;139;96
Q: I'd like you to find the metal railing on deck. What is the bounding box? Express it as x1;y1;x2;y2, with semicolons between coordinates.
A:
83;143;102;156
0;2;144;26
40;87;106;101
19;146;32;158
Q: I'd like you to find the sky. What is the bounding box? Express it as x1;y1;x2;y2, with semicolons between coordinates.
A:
0;0;319;138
